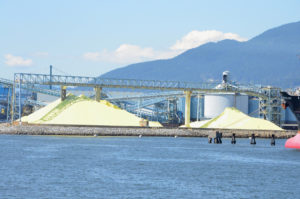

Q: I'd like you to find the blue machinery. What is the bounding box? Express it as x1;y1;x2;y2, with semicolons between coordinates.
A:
7;72;270;126
0;77;60;122
0;78;12;122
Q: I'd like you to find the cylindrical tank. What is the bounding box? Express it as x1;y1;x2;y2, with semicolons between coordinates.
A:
190;96;204;120
248;97;259;117
204;93;248;118
178;96;205;120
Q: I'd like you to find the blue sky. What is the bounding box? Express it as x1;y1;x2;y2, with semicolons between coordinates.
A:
1;0;300;79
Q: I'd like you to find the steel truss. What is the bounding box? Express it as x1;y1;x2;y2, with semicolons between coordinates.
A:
11;72;271;124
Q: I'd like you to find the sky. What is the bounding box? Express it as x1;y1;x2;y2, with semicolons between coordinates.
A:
1;0;300;79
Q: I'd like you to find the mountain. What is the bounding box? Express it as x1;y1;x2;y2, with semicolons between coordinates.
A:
101;21;300;88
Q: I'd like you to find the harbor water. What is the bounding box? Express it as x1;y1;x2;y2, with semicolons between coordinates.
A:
0;135;300;199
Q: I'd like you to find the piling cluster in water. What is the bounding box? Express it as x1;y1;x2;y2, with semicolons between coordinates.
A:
208;131;277;146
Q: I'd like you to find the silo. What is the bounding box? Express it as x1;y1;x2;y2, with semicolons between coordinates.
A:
204;93;248;118
178;96;204;121
248;97;259;117
190;96;204;120
177;97;185;116
236;94;249;114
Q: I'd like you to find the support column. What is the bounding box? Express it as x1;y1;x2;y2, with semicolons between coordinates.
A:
6;87;11;122
49;65;53;89
18;78;21;125
184;90;192;127
61;86;67;101
95;87;102;101
11;85;15;123
234;92;237;108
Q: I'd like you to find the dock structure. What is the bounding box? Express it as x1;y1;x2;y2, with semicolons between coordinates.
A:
208;131;223;144
10;73;269;125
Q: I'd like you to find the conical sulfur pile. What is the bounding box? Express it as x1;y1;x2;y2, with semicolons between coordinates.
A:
180;120;210;128
199;107;283;130
22;94;162;127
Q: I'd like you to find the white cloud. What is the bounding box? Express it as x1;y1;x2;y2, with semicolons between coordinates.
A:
115;44;154;62
83;52;101;61
83;44;158;64
83;30;247;64
170;30;247;50
4;54;33;66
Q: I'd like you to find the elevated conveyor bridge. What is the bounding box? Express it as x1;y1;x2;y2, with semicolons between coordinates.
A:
14;73;267;98
12;73;270;126
1;77;60;97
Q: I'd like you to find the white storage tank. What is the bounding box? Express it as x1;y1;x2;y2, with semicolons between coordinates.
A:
248;97;259;117
204;93;248;118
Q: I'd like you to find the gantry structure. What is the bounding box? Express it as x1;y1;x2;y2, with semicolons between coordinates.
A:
259;86;282;125
10;73;272;126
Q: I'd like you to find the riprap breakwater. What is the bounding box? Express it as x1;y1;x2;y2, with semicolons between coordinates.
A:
0;124;297;138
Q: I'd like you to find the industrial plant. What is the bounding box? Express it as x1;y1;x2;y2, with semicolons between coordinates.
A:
0;69;297;129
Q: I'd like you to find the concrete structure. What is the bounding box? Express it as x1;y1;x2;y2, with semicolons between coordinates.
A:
184;90;192;126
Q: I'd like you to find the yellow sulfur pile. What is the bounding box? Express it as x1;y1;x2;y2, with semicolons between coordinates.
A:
200;107;283;130
22;94;162;127
180;120;210;128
